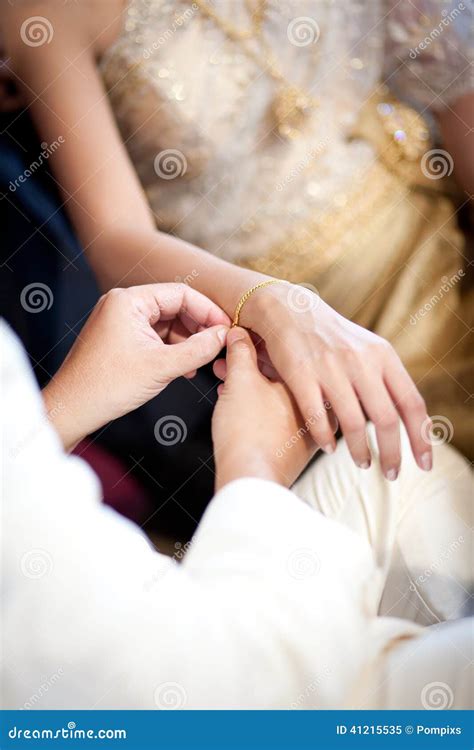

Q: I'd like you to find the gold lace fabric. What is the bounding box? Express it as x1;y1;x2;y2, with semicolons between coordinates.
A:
239;92;439;282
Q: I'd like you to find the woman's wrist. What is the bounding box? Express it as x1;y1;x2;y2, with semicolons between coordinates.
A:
237;277;289;331
210;267;272;321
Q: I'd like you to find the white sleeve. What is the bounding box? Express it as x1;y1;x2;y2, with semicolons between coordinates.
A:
1;321;376;710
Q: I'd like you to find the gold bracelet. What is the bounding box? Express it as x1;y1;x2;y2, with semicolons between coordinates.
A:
231;279;285;327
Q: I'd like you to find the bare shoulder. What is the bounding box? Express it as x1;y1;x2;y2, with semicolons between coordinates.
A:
2;0;125;57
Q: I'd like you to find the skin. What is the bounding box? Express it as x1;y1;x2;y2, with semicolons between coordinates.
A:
42;283;230;451
212;326;322;491
9;0;474;478
43;283;318;489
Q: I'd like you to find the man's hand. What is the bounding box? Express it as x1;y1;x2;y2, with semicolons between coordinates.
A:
43;284;229;450
212;328;332;491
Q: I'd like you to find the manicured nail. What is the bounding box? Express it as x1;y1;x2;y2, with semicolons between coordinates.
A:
323;443;335;455
217;327;228;345
385;468;398;481
357;460;371;470
419;451;432;471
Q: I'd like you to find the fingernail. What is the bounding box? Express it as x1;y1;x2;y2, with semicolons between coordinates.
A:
323;443;335;455
419;451;432;471
217;327;228;345
385;468;398;481
357;460;371;470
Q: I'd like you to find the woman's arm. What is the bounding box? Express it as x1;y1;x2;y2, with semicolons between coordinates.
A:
4;1;433;476
3;1;265;309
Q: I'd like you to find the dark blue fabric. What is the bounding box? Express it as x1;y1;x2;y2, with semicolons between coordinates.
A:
0;109;99;384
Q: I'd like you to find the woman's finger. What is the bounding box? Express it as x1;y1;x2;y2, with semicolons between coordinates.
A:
353;372;401;479
281;356;337;453
384;357;432;471
322;368;371;468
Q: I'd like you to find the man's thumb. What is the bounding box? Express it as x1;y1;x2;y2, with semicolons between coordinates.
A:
225;327;258;377
161;326;228;379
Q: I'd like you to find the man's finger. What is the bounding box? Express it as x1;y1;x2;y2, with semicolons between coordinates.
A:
213;358;227;380
132;283;231;329
225;327;259;382
214;354;279;382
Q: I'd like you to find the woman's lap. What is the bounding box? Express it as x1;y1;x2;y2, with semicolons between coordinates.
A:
293;424;473;625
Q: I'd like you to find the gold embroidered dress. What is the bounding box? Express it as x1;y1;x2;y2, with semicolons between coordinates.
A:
101;0;474;457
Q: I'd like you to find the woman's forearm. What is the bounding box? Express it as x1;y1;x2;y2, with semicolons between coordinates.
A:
86;226;271;319
4;10;270;317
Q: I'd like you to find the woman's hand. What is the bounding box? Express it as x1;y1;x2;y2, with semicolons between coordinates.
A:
43;284;229;451
212;328;326;491
239;282;432;480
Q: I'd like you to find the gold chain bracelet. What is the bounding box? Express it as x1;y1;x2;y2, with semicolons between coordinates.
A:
231;279;286;327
